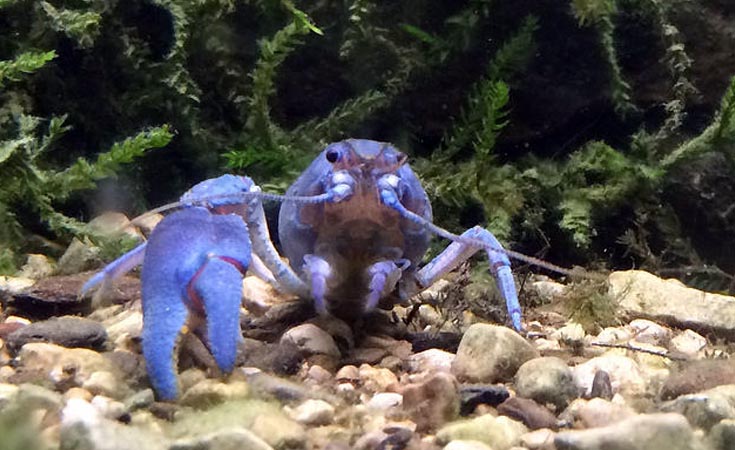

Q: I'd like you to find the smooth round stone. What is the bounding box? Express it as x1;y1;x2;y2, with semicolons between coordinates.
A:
515;357;578;409
452;324;538;383
288;399;335;426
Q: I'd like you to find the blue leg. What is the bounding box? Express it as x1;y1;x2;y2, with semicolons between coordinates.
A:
81;242;147;296
416;226;522;331
303;254;331;315
365;260;407;312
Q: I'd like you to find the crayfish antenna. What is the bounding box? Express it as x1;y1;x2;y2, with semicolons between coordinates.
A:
381;189;605;281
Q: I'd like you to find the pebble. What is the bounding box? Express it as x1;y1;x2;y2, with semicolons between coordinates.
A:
287;399;335;426
459;384;510;415
170;428;275;450
402;372;460;432
82;370;122;398
249;410;307;449
409;348;455;373
358;364;398;392
709;419;735;450
551;322;585;343
17;342;118;385
661;360;735;400
281;323;341;358
436;414;527;450
452;324;539;383
554;413;696;450
661;384;735;430
520;428;556;449
669;329;707;356
572;354;647;397
589;370;613;399
594;326;632;344
609;270;735;336
572;397;636;428
366;392;403;411
497;397;558;430
18;254;55;279
514;357;577;409
443;440;494;450
629;319;670;345
6;316;107;352
180;379;250;407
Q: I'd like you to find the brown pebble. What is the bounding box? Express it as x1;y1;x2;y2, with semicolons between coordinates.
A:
590;370;613;400
661;360;735;400
401;372;459;432
497;397;558;430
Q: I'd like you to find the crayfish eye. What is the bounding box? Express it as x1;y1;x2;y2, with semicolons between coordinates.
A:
325;149;341;163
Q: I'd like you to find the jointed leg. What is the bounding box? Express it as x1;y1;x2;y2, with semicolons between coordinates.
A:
416;226;521;331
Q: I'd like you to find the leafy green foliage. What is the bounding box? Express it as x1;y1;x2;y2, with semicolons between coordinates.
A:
0;51;56;88
41;1;102;48
0;115;172;273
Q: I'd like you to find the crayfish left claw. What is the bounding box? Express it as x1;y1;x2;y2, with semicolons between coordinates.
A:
141;207;251;400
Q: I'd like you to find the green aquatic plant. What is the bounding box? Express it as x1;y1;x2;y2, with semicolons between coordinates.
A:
0;51;57;88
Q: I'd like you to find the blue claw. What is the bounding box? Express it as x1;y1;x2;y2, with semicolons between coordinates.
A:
141;207;250;400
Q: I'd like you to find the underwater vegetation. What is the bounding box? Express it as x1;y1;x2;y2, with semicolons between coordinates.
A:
0;0;734;293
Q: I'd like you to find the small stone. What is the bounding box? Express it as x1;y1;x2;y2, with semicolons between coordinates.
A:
497;397;558;430
436;414;527;450
82;371;121;398
170;428;274;450
402;372;460;432
366;392;403;411
661;384;735;430
335;365;359;383
180;379;249;407
287;399;335;426
409;348;455;373
572;355;647;397
589;370;613;400
551;322;585;343
7;274;93;318
629;319;670;345
0;383;20;408
350;347;388;365
124;389;155;411
6;316;107;352
250;411;307;450
452;324;539;383
64;387;93;402
15;383;63;411
609;270;735;336
709;419;735;450
515;357;577;410
57;238;102;276
459;385;510;415
18;254;55;279
594;327;632;344
305;364;333;385
574;397;636;428
0;276;36;295
281;324;340;358
359;364;398;392
443;440;494;450
669;329;707;357
521;428;556;449
91;395;127;420
661;360;735;400
554;413;696;450
17;343;119;385
61;398;168;450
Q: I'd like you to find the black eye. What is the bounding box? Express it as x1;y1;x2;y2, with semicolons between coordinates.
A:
325;149;340;163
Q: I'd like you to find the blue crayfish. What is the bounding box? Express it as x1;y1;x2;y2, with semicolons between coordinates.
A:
83;139;556;400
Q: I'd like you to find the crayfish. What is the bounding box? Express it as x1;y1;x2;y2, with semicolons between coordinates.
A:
83;139;558;400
